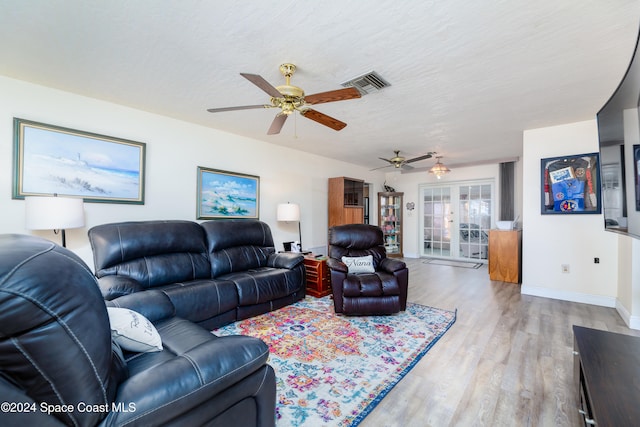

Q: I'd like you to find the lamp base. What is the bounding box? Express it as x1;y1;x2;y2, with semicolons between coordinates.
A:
54;229;67;247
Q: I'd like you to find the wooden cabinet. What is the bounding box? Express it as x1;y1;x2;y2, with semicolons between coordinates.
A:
488;230;521;283
328;177;364;228
303;256;331;298
378;192;403;257
573;325;640;426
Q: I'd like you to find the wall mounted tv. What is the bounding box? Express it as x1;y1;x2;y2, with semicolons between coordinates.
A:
597;28;640;239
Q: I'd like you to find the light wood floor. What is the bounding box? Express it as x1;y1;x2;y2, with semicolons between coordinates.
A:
359;258;640;427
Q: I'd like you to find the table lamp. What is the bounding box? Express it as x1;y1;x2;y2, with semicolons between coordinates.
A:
25;195;85;247
277;202;301;251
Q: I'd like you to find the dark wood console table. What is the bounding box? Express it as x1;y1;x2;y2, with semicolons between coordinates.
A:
573;325;640;426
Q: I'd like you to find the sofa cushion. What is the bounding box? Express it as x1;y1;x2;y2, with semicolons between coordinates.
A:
89;220;211;287
201;220;277;277
158;279;239;323
209;245;275;277
220;267;300;306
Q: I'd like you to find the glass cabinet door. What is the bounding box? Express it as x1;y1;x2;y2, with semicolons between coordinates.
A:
378;192;403;257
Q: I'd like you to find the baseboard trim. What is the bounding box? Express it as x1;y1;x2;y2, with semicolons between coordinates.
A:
521;285;617;308
615;300;640;330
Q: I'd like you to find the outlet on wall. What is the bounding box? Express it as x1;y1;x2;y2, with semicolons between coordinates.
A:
561;264;570;274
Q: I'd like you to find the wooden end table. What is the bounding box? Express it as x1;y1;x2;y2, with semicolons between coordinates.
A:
303;255;331;298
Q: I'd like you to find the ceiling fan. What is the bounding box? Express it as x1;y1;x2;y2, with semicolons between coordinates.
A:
372;150;436;171
206;63;361;135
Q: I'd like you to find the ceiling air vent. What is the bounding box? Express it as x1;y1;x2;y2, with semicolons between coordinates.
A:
340;71;391;95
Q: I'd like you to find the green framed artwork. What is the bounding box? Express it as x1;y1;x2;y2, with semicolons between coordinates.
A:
197;166;259;219
13;118;146;204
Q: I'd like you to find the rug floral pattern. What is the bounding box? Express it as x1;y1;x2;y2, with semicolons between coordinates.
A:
213;296;456;427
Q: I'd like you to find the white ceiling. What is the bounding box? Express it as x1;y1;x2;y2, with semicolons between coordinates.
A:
0;1;638;171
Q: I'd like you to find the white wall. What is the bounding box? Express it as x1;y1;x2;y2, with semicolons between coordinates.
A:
522;120;620;308
0;76;385;268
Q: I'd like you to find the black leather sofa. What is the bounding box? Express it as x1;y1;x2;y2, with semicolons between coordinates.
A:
88;219;306;329
0;234;276;427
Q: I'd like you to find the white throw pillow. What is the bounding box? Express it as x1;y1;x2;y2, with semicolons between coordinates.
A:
106;307;163;353
341;255;375;274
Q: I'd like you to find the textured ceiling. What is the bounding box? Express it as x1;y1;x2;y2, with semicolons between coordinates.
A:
0;1;638;171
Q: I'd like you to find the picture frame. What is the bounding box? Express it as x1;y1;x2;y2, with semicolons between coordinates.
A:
13;118;146;204
541;152;601;215
635;145;640;211
197;166;259;219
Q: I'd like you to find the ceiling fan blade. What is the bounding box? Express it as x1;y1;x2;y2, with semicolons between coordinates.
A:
300;109;347;131
400;163;415;170
207;105;267;113
240;73;282;98
267;114;288;135
370;164;393;171
304;87;361;105
378;157;394;164
404;153;435;164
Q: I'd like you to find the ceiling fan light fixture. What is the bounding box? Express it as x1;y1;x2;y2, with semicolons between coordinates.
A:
275;85;304;98
207;63;361;134
281;102;295;115
429;157;451;179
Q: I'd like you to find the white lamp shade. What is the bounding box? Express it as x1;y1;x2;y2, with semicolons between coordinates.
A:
25;196;85;230
277;203;300;222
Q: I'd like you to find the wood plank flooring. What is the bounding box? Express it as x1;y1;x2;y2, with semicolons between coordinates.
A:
358;258;640;427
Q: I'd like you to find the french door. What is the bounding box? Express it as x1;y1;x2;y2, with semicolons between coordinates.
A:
420;180;494;261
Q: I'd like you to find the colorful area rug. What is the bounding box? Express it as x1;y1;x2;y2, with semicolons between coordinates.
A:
213;296;456;426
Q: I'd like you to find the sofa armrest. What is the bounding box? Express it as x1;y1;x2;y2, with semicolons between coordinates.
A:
326;257;348;273
267;252;304;269
97;275;143;300
380;258;407;273
107;290;176;323
102;334;270;426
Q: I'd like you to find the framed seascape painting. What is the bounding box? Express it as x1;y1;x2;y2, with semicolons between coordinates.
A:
13;118;146;204
197;166;259;219
540;152;601;215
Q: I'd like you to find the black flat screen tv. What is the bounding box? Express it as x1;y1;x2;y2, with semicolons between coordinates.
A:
597;28;640;239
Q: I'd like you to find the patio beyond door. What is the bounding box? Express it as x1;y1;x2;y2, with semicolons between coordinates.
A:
421;181;493;261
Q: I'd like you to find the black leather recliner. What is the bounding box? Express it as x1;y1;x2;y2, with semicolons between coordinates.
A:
0;234;276;427
327;224;409;315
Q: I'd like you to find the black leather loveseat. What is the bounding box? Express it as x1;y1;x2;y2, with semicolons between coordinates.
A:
88;219;306;329
0;234;276;427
